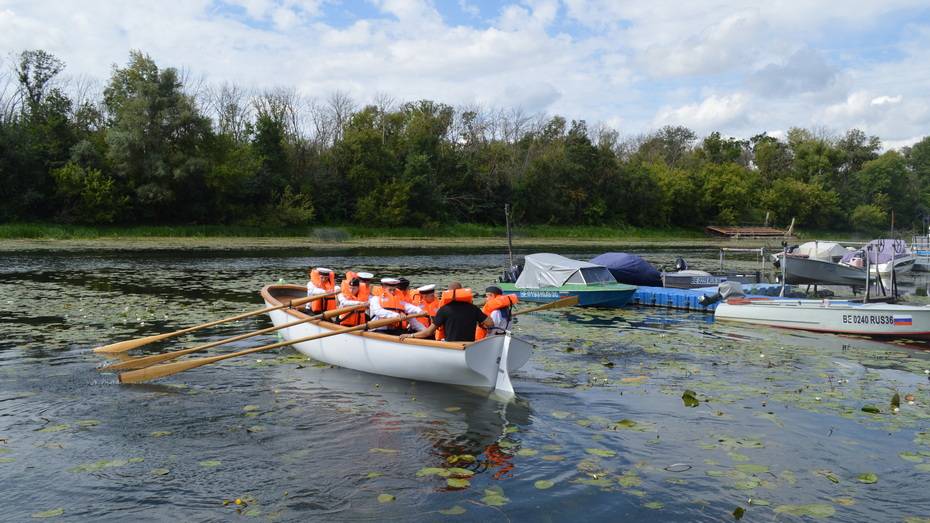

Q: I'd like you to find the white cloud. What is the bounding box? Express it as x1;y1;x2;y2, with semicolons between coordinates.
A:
0;0;927;144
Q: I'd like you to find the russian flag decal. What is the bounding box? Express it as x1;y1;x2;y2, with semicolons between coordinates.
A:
894;315;913;326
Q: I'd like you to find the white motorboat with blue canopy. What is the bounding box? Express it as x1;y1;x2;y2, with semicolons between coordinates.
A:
261;285;533;396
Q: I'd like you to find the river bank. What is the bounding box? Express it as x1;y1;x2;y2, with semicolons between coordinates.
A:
0;223;860;252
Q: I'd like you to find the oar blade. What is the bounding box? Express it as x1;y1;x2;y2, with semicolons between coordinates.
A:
514;295;579;315
93;333;171;354
119;354;223;384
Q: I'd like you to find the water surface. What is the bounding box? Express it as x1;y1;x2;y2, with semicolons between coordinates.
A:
2;247;930;521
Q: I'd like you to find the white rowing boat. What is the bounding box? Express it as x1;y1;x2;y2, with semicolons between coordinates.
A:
714;297;930;338
261;285;533;396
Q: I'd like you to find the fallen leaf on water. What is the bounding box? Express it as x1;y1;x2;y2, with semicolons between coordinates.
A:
857;472;878;484
446;478;470;489
774;504;835;518
439;506;467;516
30;508;64;518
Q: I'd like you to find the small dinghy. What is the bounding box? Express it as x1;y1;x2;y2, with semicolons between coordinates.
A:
262;285;534;396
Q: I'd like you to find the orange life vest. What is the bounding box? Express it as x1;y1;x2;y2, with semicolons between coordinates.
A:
379;291;408;330
309;269;337;313
413;295;441;328
340;271;371;301
338;289;368;327
476;294;519;340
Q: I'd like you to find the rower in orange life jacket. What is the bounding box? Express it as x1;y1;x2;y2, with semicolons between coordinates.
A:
342;271;374;299
412;284;440;329
475;285;519;340
368;277;426;333
306;267;338;314
399;282;494;343
336;277;369;326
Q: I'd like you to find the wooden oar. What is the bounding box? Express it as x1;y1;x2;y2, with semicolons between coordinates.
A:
118;313;426;384
513;295;578;316
93;291;338;354
101;304;367;372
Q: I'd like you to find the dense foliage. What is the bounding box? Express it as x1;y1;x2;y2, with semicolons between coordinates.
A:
2;50;929;232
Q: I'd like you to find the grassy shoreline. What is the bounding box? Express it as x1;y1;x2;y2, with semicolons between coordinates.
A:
0;222;872;252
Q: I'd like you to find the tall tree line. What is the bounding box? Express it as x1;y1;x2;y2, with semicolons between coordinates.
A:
2;49;929;232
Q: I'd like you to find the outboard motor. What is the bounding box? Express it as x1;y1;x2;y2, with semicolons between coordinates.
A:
500;264;522;284
699;281;745;307
674;257;688;272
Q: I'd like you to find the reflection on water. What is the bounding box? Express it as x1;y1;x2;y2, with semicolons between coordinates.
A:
1;247;930;521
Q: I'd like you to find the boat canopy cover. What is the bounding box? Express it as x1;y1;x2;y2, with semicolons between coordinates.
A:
515;253;617;288
840;239;910;264
793;241;849;262
590;252;662;286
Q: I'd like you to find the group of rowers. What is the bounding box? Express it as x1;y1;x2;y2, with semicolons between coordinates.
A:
304;267;520;343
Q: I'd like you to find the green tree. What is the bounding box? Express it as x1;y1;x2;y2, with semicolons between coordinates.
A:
104;51;213;222
51;162;128;223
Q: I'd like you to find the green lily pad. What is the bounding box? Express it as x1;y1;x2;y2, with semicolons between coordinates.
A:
246;425;264;433
151;468;170;476
0;457;15;463
444;406;461;413
575;477;613;487
446;454;476;464
542;444;562;451
899;451;925;463
732;478;761;490
774;504;836;518
517;449;538;457
542;455;564;461
857;472;878;484
439;506;466;516
366;472;383;479
617;474;642;488
243;405;259;412
377;493;395;503
198;459;221;468
749;499;770;506
38;424;69;433
534;479;554;489
447;467;474;478
369;448;398;454
416;467;449;478
644;501;664;510
504;426;519;434
816;470;840;483
728;452;749;462
682;390;700;408
150;431;172;438
734;464;769;474
446;478;470;489
31;508;64;518
481;487;509;506
586;448;616;458
915;463;930;472
551;410;571;419
75;420;100;427
861;405;881;414
834;497;856;506
733;506;745;520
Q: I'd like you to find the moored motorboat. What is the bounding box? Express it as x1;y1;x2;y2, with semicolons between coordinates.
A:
262;285;533;395
840;239;915;277
715;297;930;338
498;253;637;307
777;255;871;287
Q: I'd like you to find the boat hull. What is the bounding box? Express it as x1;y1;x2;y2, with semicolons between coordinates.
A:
781;256;870;287
262;286;533;394
498;283;636;307
715;299;930;338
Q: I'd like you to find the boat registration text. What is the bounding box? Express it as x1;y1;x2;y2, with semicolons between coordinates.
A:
519;291;563;299
841;314;895;325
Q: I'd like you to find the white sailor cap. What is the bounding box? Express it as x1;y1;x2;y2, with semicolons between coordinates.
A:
357;272;374;280
417;284;436;293
317;267;334;274
380;277;400;285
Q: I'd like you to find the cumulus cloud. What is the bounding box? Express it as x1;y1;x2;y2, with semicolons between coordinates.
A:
0;0;928;143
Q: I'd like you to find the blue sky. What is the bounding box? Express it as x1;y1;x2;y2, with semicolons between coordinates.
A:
2;0;929;147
